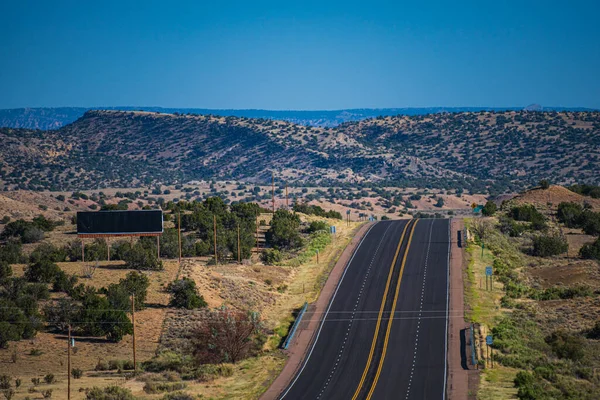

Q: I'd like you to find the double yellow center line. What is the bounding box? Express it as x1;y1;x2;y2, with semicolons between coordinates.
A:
352;219;419;400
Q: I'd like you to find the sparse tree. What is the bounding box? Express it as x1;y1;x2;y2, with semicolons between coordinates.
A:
470;219;493;242
192;307;263;364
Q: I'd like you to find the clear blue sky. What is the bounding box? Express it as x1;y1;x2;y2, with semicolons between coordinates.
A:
1;0;599;110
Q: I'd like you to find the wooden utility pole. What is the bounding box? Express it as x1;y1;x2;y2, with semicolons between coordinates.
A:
177;211;182;264
67;324;71;400
213;215;218;264
285;183;289;209
271;173;276;213
237;225;241;264
131;294;136;374
255;215;259;251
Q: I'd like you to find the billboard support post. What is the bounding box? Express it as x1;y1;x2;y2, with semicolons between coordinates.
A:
67;324;71;400
157;236;160;259
255;215;259;251
272;171;275;213
81;239;85;262
106;237;110;262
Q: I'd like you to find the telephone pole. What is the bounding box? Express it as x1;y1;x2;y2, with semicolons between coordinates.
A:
272;171;275;213
255;215;259;251
131;294;136;374
67;324;71;400
213;215;218;264
285;183;289;209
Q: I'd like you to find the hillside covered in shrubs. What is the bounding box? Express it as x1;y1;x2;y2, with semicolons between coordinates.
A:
1;110;599;194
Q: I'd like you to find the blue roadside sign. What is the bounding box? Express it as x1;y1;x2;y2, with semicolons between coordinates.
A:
346;210;351;215
486;335;493;345
330;226;336;234
485;266;493;276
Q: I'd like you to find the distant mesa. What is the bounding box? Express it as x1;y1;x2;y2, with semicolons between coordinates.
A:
524;104;543;111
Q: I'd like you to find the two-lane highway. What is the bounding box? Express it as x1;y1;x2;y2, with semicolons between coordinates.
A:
279;219;450;400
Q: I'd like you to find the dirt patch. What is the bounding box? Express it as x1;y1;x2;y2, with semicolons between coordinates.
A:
565;232;597;255
511;185;600;212
528;261;600;289
537;297;600;332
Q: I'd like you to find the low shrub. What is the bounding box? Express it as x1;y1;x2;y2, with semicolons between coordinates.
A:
586;320;600;339
160;392;195;400
142;352;194;374
260;249;282;265
531;285;592;301
71;368;83;379
579;237;600;261
306;220;328;233
85;386;135;400
545;330;586;361
531;234;568;257
167;278;207;310
95;360;109;371
143;382;187;394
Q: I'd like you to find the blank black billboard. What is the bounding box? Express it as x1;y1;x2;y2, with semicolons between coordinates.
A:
77;210;163;235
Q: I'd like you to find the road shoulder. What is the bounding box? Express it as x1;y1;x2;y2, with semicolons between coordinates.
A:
447;219;470;400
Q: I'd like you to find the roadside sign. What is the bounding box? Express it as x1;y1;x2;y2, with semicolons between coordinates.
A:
471;202;477;209
485;266;493;276
330;226;336;234
486;335;493;345
369;215;375;222
346;210;351;215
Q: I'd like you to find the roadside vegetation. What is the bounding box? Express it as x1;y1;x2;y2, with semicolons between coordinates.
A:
465;186;600;400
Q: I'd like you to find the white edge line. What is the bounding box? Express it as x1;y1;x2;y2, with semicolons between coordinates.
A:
443;218;451;400
279;222;378;399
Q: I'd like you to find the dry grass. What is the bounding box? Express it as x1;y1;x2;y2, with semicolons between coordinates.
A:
477;366;519;400
464;239;505;327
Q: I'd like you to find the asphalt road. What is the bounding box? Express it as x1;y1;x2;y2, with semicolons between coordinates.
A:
279;219;450;400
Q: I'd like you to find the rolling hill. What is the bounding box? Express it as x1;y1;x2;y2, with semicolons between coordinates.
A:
0;110;598;194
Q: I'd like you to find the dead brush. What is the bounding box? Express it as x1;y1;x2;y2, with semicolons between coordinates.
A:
82;261;98;279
